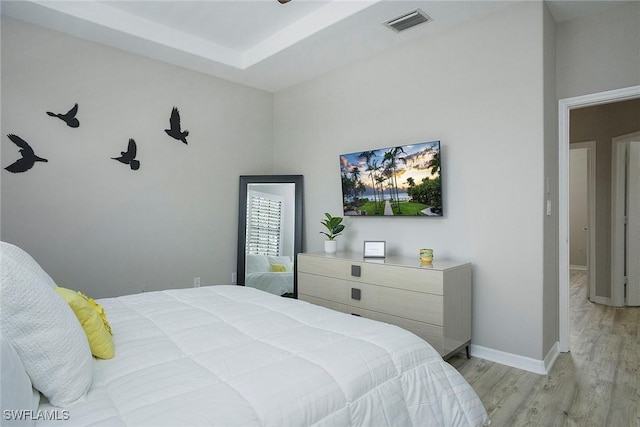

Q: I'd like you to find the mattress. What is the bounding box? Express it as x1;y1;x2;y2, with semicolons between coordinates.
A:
37;285;489;426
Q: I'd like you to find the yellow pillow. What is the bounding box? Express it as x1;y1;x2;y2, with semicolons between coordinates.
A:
55;287;114;359
270;263;287;272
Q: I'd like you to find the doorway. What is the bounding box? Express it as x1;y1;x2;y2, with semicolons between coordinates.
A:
558;85;640;353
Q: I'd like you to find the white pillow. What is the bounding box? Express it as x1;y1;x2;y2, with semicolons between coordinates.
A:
0;242;56;288
0;242;93;407
245;254;270;274
0;332;39;427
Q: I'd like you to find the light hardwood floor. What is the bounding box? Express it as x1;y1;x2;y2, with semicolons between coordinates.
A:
448;270;639;427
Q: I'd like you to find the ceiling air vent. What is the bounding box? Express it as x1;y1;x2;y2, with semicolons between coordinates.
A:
385;9;431;33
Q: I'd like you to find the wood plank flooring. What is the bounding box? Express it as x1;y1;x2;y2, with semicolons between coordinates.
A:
448;270;639;427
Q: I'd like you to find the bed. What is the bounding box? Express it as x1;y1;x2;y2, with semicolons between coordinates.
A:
244;254;294;296
1;242;489;426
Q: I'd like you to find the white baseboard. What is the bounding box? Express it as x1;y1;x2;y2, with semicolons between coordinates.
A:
469;342;560;375
570;264;587;271
543;342;560;373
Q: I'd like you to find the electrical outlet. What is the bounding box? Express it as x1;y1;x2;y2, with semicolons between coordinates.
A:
194;277;200;288
231;272;237;284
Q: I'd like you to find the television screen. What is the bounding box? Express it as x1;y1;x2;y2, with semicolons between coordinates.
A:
339;140;442;216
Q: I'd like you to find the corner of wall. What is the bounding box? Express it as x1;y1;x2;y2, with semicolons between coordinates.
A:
542;0;559;357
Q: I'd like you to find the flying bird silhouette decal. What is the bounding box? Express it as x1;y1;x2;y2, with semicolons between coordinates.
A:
112;138;140;170
164;107;189;144
4;134;48;173
46;103;80;128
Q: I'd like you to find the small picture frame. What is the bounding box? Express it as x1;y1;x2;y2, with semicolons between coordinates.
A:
363;241;386;258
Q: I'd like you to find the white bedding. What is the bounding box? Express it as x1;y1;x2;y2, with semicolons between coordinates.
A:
246;271;293;295
37;285;488;426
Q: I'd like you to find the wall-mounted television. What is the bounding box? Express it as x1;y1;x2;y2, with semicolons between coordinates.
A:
339;140;442;216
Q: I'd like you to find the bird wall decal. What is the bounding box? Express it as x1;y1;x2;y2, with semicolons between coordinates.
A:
112;138;140;170
4;134;48;173
46;103;80;128
164;107;189;144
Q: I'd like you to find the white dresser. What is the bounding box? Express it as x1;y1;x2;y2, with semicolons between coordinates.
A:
297;251;472;359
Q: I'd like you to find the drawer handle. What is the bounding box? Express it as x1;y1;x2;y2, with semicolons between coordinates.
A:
351;265;361;277
351;288;361;300
351;313;361;317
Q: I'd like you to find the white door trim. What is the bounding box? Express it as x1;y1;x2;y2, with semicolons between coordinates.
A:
570;141;596;302
558;85;640;353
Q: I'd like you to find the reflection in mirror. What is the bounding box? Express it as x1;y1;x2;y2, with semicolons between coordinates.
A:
237;175;303;298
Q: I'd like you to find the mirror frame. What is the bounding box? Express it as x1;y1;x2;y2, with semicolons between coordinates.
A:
237;175;304;297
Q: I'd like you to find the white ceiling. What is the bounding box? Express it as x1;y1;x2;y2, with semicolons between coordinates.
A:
0;0;629;93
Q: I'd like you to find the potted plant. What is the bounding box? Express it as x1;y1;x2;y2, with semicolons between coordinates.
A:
320;212;344;254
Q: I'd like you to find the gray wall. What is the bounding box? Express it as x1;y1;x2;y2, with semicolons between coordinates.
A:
1;17;274;298
556;1;640;99
542;2;558;359
274;2;548;360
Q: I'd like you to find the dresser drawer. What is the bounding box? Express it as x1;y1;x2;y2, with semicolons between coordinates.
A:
298;294;446;355
373;311;445;355
298;255;444;295
299;294;349;314
298;272;348;303
297;252;472;359
298;272;443;325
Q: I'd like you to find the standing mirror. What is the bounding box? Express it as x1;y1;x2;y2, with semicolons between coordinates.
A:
237;175;303;298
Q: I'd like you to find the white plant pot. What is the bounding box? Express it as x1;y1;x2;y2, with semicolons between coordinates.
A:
324;240;337;254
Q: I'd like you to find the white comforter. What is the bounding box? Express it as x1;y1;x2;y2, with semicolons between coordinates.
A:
246;271;293;295
38;286;488;426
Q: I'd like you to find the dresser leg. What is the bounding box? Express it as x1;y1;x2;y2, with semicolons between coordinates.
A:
466;345;470;359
